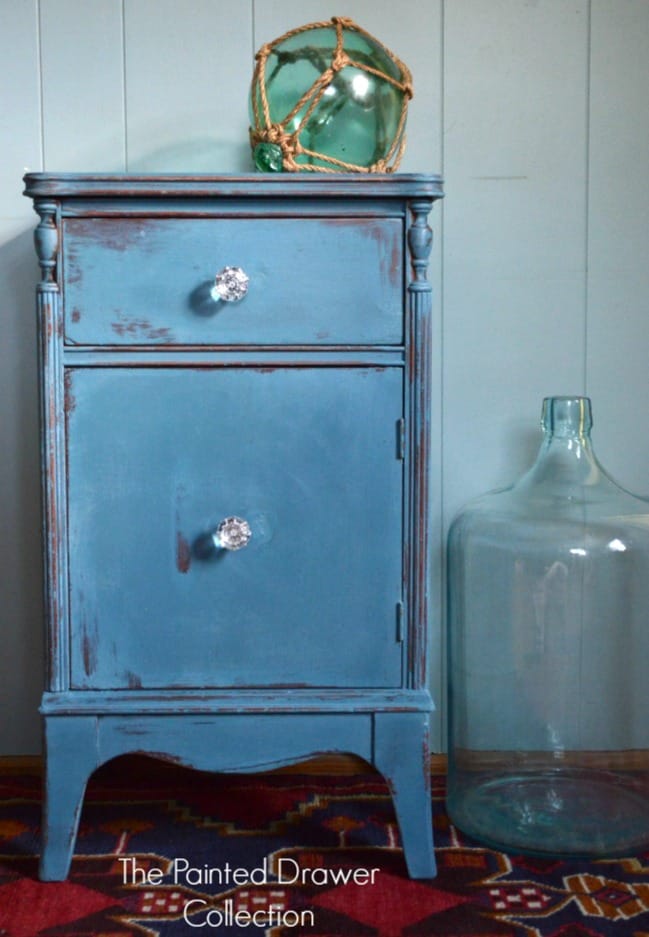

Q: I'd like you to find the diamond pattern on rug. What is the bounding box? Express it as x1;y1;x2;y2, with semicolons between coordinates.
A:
565;873;649;921
0;877;119;937
312;869;471;933
0;758;648;936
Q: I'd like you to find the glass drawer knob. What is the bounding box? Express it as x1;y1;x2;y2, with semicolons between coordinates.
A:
213;516;252;551
211;266;249;303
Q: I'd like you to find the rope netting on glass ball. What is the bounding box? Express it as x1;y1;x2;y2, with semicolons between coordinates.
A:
249;16;413;173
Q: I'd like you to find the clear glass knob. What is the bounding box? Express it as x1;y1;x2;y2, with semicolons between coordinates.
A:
210;266;249;303
213;516;252;551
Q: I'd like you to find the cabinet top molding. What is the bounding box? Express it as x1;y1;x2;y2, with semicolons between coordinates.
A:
23;172;443;200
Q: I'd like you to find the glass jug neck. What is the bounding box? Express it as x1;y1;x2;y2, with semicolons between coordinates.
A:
541;396;592;441
521;396;602;490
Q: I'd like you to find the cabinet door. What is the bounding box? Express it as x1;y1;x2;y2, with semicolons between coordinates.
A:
66;367;404;689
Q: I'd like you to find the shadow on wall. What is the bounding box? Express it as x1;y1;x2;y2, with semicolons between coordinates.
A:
0;226;44;754
127;139;253;173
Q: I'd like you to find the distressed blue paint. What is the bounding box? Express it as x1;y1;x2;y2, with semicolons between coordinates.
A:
407;201;436;690
97;715;373;772
67;367;404;689
25;173;443;881
374;712;435;878
34;202;69;693
40;716;99;882
64;349;405;367
23;172;443;199
63;216;404;346
40;688;435;714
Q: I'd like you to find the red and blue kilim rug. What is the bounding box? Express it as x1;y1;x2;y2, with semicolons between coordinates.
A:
0;757;648;936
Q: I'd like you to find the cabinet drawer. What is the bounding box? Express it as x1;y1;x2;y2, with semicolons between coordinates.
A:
67;366;404;689
62;216;404;346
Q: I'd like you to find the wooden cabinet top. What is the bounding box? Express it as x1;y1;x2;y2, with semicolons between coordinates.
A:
23;172;443;200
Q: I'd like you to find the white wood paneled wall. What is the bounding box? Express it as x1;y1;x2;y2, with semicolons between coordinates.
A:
1;0;647;754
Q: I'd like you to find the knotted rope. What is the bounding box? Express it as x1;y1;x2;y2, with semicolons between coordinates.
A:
250;16;413;173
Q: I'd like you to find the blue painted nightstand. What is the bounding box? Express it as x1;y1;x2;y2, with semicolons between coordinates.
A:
24;173;443;881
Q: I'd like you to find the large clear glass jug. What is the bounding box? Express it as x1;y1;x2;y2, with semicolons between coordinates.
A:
447;397;649;855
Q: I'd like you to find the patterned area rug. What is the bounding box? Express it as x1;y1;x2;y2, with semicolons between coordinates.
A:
0;757;648;936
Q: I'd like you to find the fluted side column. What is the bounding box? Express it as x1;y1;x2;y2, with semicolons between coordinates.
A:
34;200;68;692
406;199;434;690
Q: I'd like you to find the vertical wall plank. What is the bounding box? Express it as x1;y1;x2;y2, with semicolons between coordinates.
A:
40;0;125;169
443;1;590;524
124;0;252;171
1;1;42;219
0;0;44;754
587;0;649;491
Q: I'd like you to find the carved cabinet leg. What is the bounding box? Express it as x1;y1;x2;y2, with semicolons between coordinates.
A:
374;712;436;879
40;716;99;881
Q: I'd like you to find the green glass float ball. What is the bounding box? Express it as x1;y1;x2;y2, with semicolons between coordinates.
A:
249;19;412;173
253;142;284;173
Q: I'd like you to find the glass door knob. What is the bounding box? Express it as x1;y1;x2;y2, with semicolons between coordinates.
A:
212;516;252;551
211;266;249;303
